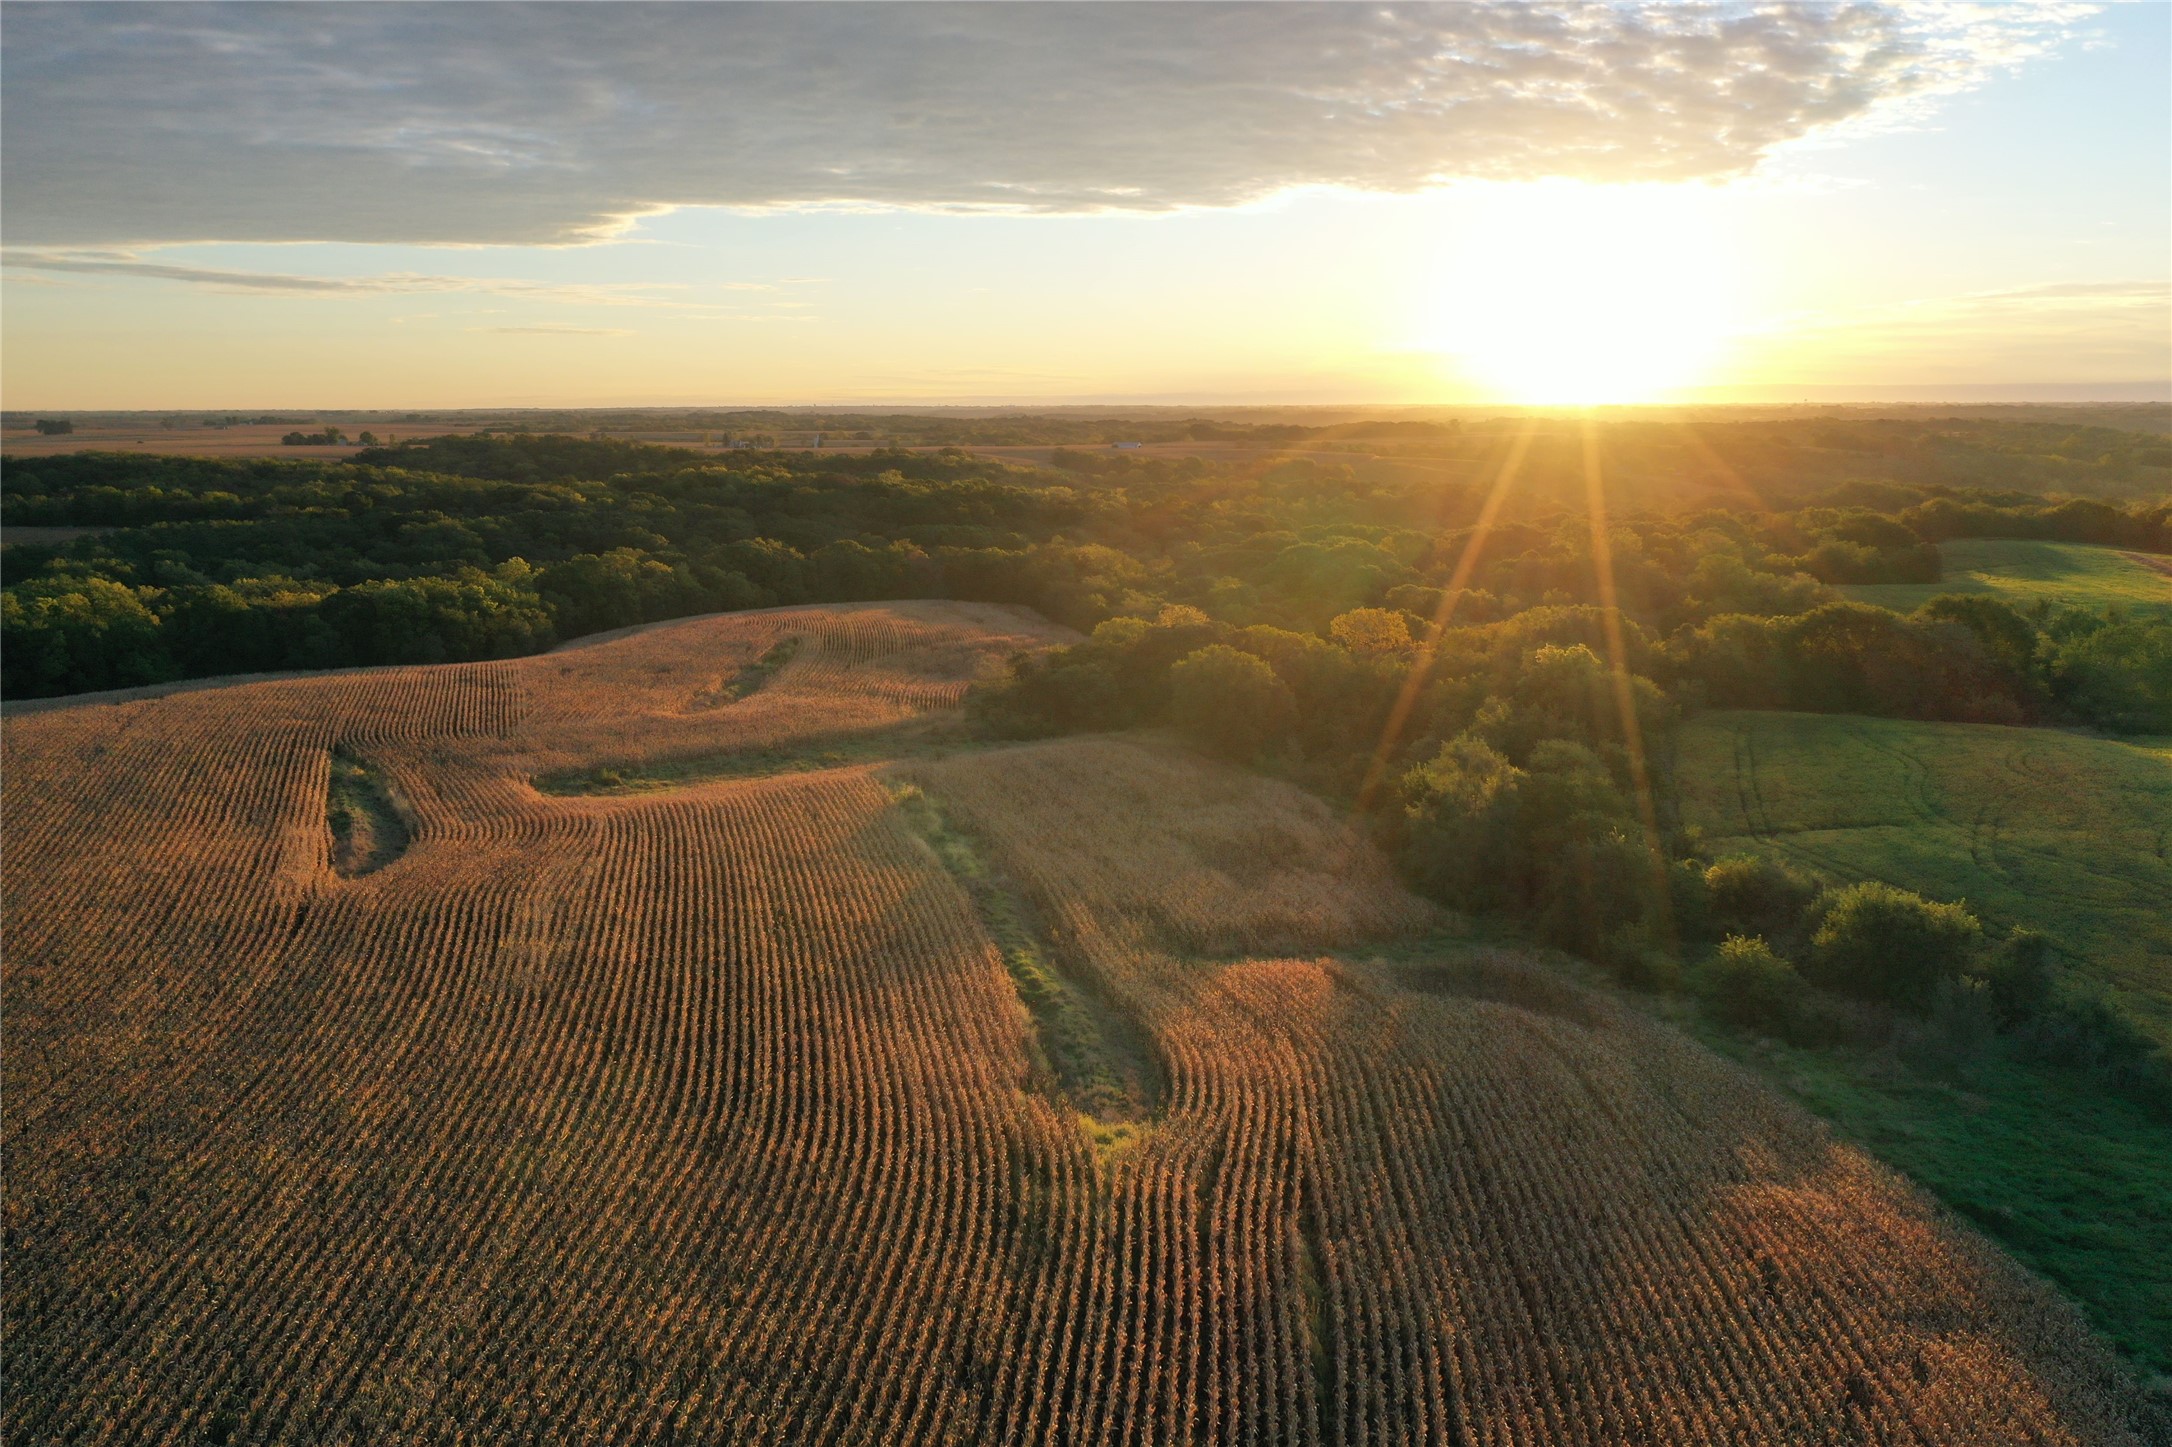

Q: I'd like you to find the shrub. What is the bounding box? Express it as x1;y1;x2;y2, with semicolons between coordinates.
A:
1980;927;2056;1027
1598;925;1682;992
1807;882;1983;1009
1168;644;1295;762
2012;991;2172;1106
1702;935;1808;1036
1903;976;2000;1073
1703;855;1820;948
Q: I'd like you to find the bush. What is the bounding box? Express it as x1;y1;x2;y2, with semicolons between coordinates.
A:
1702;935;1808;1036
1703;855;1820;948
2011;990;2172;1106
1598;925;1682;992
1980;927;2056;1027
1903;976;2000;1073
1807;882;1982;1009
1168;644;1295;762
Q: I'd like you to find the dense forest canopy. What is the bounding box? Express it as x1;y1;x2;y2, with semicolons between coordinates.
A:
5;422;2166;704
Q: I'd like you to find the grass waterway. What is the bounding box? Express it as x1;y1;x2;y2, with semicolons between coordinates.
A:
889;779;1157;1143
690;636;802;708
327;747;410;876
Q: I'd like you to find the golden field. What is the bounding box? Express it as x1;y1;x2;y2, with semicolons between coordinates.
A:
2;601;2147;1444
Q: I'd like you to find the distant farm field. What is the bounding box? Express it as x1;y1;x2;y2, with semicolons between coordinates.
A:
1840;538;2172;617
3;609;2154;1442
1675;709;2172;1043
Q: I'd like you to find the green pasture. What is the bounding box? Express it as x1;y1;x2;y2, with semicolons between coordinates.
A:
1675;709;2172;1375
1675;710;2172;1045
1685;1018;2172;1377
1840;538;2172;617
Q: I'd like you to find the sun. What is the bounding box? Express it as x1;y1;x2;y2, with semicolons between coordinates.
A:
1420;182;1742;406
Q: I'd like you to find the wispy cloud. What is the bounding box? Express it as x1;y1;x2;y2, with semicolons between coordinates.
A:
1774;279;2170;334
0;250;793;314
471;324;634;337
0;2;2098;247
1747;279;2170;381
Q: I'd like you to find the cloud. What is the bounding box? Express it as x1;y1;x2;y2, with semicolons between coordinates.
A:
1780;279;2170;336
1;253;452;294
472;324;633;337
0;2;2095;247
1748;279;2170;382
0;249;784;308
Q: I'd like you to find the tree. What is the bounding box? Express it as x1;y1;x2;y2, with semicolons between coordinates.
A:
1;576;169;695
1399;735;1657;953
1808;882;1982;1009
1914;594;2036;679
1505;741;1655;953
538;549;710;637
33;418;73;435
318;572;554;665
1398;734;1522;908
1329;607;1413;654
1168;644;1293;761
2045;615;2172;732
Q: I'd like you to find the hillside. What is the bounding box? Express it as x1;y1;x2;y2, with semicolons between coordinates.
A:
1840;539;2172;618
2;603;2150;1444
1675;711;2172;1043
1673;710;2172;1368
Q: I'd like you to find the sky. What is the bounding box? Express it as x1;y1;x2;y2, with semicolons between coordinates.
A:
2;1;2166;409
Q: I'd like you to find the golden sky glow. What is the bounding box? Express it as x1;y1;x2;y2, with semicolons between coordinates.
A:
1;3;2164;407
1420;183;1742;406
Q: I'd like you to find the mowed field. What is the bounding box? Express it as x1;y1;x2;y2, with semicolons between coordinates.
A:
3;605;2153;1443
0;422;481;460
1675;710;2172;1045
1840;539;2172;618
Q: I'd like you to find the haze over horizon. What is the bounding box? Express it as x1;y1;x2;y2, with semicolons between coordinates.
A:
3;1;2167;410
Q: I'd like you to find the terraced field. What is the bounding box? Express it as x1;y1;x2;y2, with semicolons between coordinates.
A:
3;605;2152;1443
1675;710;2172;1044
1840;539;2172;618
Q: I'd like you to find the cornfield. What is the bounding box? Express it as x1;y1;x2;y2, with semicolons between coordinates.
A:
1;602;2147;1444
